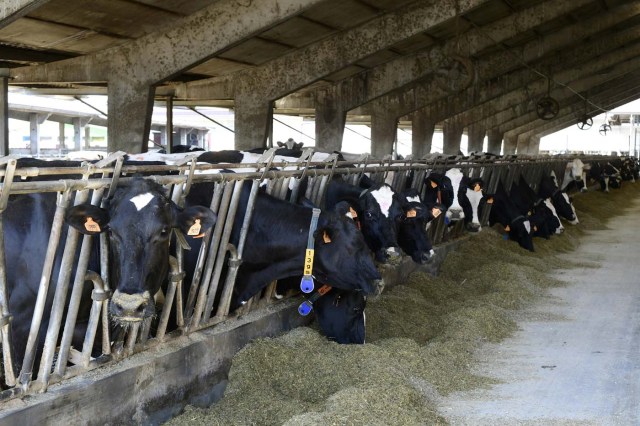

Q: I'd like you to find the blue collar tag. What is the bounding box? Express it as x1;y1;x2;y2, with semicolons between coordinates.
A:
300;275;315;293
298;300;313;316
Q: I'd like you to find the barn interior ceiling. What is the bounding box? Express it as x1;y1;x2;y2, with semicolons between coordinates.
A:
1;0;639;137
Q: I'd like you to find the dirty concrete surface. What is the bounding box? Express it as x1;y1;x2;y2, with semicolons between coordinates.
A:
440;197;640;425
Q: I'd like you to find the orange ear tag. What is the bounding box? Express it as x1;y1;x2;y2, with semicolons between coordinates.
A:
349;207;358;218
406;209;417;218
322;231;332;244
487;197;494;204
504;225;510;232
430;181;438;189
534;226;538;232
474;184;481;192
187;218;202;236
432;208;441;218
84;217;101;233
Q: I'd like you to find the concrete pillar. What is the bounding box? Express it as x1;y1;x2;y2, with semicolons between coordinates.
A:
159;126;167;148
370;103;397;158
442;117;464;155
516;133;530;154
234;90;272;151
411;109;435;158
466;121;486;154
29;113;49;156
0;69;8;156
486;128;503;155
503;133;518;155
107;79;154;153
58;122;65;150
528;135;541;154
73;117;82;151
315;86;346;152
84;126;91;149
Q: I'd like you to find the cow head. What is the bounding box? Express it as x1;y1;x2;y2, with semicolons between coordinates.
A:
312;203;382;294
507;216;535;252
313;289;366;344
357;184;403;263
65;178;217;325
463;177;485;232
397;200;434;264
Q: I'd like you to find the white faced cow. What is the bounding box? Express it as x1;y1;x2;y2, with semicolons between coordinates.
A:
444;168;484;232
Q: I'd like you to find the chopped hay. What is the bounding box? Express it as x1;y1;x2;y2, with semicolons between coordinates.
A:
165;181;640;425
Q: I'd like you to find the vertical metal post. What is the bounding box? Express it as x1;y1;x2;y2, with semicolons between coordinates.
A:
166;95;174;153
0;157;17;386
0;69;9;157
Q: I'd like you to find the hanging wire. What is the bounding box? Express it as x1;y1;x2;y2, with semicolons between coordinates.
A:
466;19;608;114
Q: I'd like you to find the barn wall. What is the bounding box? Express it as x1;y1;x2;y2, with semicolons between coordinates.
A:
0;239;462;425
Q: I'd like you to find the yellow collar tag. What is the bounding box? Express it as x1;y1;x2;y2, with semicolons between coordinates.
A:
84;217;101;233
187;219;202;236
304;249;314;276
406;209;417;218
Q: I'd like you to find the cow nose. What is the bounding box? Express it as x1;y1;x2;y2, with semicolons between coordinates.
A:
466;222;481;232
420;252;432;263
110;290;150;321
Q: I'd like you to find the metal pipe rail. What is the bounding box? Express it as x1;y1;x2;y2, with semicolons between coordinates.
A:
0;153;622;402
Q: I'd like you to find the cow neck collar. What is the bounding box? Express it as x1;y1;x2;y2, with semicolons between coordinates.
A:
297;284;332;316
300;207;321;294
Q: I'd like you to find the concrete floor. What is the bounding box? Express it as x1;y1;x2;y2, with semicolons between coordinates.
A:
439;198;640;426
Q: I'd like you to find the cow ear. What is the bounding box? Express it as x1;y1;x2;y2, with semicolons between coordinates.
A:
277;141;285;147
65;204;110;235
177;206;217;238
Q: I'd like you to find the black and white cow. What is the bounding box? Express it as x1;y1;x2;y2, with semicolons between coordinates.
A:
484;181;535;251
559;158;588;192
325;176;403;263
442;168;485;232
7;175;217;369
588;161;622;192
538;174;578;225
509;176;561;238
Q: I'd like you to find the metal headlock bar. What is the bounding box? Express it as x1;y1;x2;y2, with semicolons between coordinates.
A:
0;153;619;401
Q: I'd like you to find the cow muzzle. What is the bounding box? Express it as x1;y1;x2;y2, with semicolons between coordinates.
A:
110;290;154;323
466;222;481;232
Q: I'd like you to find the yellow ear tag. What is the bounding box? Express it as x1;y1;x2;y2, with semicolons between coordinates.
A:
323;231;332;244
406;209;417;218
487;197;494;204
187;218;202;236
504;225;510;232
349;206;358;218
474;184;481;192
84;217;101;233
430;181;438;189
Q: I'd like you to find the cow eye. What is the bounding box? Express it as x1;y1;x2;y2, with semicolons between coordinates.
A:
160;227;170;236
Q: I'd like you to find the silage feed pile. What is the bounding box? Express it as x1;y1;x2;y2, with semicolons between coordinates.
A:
167;182;640;426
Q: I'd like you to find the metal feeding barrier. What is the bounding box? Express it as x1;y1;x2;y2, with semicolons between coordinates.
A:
0;151;618;401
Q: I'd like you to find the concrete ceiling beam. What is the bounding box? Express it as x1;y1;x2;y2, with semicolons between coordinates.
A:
0;0;50;27
9;0;325;84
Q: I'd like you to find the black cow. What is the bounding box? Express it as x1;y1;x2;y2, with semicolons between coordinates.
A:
182;181;382;308
325;176;403;263
484;181;535;251
398;188;436;263
422;172;454;210
312;288;366;344
7;176;216;371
